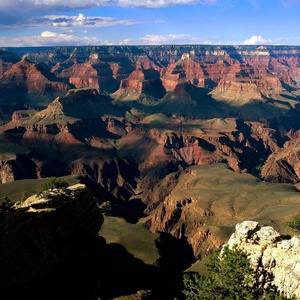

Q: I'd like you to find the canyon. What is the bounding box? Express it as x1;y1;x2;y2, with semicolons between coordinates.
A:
0;45;300;298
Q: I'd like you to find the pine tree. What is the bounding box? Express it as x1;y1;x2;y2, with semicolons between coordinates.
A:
181;245;294;300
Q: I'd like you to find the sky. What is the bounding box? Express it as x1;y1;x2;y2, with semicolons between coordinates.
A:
0;0;300;47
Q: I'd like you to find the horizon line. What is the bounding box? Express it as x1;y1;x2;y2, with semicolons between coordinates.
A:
1;44;300;48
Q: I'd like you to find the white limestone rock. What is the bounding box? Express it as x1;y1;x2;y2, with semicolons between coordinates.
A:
225;220;300;299
235;220;259;240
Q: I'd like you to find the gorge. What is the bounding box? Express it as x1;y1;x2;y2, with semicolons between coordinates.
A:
0;44;300;299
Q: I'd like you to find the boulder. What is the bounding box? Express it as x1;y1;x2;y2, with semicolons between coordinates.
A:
226;220;300;299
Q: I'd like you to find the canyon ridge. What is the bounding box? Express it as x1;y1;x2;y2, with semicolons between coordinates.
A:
0;45;300;299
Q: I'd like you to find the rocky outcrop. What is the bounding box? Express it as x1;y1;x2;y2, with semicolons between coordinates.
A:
142;163;300;263
112;67;166;105
124;118;281;177
211;76;284;104
0;160;15;183
60;61;100;89
69;157;138;202
21;88;123;124
144;194;219;259
261;134;300;184
59;60;119;92
0;154;38;183
0;56;71;120
0;49;20;77
0;56;69;94
0;183;105;297
160;56;206;91
226;220;300;299
13;45;300;104
11;110;36;123
155;81;210;116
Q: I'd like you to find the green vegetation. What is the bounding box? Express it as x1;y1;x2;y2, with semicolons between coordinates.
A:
37;176;69;195
20;192;28;204
287;214;300;232
253;162;265;179
0;177;72;209
181;245;293;300
0;175;80;204
0;195;12;212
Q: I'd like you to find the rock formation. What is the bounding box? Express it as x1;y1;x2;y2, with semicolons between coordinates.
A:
59;60;119;92
0;56;70;95
9;45;300;105
142;163;300;260
0;183;105;298
226;220;300;299
0;49;20;77
112;68;165;104
1;45;300;298
0;55;71;122
261;133;300;184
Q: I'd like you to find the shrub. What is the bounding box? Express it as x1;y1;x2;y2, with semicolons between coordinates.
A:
287;214;300;232
181;245;293;300
20;192;28;203
37;177;69;195
0;196;12;211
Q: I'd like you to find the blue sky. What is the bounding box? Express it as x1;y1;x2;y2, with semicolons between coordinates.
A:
0;0;300;47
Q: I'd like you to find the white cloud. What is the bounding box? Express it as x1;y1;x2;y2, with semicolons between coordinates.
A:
0;0;218;27
0;31;101;47
0;0;217;11
29;14;140;28
243;35;272;45
139;34;200;44
0;29;251;47
0;31;207;47
116;0;217;7
118;38;135;45
41;31;57;37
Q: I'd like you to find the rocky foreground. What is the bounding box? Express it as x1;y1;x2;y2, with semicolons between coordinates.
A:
1;184;300;299
227;220;300;299
0;184;105;298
